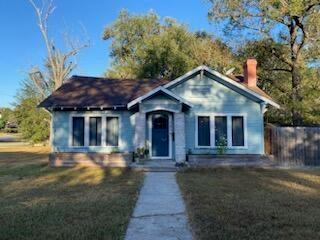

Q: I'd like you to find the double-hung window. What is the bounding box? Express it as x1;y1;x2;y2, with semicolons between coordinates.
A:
106;116;119;146
72;117;85;146
89;117;102;146
71;115;119;147
197;116;211;147
196;114;246;148
232;116;244;146
214;116;227;146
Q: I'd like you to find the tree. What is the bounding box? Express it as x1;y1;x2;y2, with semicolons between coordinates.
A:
13;0;88;142
208;0;320;125
28;0;88;97
238;39;320;125
238;39;292;124
0;108;15;130
103;10;239;79
14;79;50;142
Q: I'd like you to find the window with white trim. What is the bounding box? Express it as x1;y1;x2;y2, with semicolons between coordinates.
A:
72;117;85;146
106;116;119;146
195;114;246;148
232;116;244;146
89;117;102;146
215;116;227;146
197;116;210;147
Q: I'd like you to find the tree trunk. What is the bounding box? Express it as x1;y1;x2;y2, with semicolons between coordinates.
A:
289;20;304;126
291;64;303;125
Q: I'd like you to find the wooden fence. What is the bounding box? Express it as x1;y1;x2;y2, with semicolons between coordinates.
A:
265;124;320;166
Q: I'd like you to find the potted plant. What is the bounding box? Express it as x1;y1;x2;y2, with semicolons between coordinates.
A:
134;146;149;164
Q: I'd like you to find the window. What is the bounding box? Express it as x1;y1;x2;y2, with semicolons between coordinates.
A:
72;117;84;146
106;117;119;146
89;117;102;146
232;116;244;146
215;116;227;146
195;114;246;149
197;116;210;146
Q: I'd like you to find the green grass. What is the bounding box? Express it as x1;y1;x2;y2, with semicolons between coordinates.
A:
0;146;144;240
177;168;320;240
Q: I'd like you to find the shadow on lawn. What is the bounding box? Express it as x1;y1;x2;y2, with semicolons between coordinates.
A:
243;168;320;196
179;168;320;240
0;161;142;240
2;164;135;199
191;167;320;195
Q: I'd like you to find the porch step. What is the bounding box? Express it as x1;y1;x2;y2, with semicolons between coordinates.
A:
131;166;177;172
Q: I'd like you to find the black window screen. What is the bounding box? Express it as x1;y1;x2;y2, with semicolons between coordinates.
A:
89;117;102;146
232;116;244;146
106;117;119;146
215;116;227;146
72;117;84;146
198;116;210;146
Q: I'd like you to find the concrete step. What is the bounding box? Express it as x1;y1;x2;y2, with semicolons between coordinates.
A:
130;160;177;172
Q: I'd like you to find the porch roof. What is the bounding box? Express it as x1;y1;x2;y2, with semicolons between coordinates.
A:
127;86;193;109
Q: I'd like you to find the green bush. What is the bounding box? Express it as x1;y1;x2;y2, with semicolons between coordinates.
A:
14;79;50;143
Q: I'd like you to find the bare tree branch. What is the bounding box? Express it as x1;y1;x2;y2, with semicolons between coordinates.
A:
28;0;89;92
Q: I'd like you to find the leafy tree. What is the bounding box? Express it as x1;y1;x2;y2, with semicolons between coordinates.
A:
0;118;5;130
14;79;50;142
300;67;320;124
238;39;320;125
208;0;320;125
0;108;15;129
103;10;239;79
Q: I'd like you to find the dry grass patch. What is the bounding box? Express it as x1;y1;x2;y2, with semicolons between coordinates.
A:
177;168;320;240
0;132;22;139
0;145;144;240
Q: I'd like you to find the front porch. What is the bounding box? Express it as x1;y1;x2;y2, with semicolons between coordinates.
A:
130;87;191;163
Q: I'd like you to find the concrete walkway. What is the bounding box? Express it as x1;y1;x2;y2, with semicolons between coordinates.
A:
125;172;193;240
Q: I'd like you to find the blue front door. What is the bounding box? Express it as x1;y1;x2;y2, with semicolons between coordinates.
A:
151;114;169;157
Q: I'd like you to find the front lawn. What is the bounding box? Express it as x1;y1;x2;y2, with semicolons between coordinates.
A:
0;145;144;240
177;168;320;240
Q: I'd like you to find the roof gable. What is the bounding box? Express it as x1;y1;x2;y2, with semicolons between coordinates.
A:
164;66;280;108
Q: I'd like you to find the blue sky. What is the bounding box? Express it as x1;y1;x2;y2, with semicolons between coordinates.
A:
0;0;219;108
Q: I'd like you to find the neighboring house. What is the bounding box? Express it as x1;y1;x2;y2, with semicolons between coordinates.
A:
39;58;279;166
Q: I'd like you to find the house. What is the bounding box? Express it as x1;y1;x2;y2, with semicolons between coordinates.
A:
39;58;279;166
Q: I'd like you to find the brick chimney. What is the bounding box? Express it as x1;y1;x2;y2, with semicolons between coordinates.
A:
243;58;257;87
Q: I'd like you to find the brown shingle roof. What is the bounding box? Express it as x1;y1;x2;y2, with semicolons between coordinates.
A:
39;73;275;109
38;76;170;108
227;74;274;101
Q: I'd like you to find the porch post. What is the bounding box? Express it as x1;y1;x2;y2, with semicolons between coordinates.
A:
134;112;146;149
174;112;186;163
